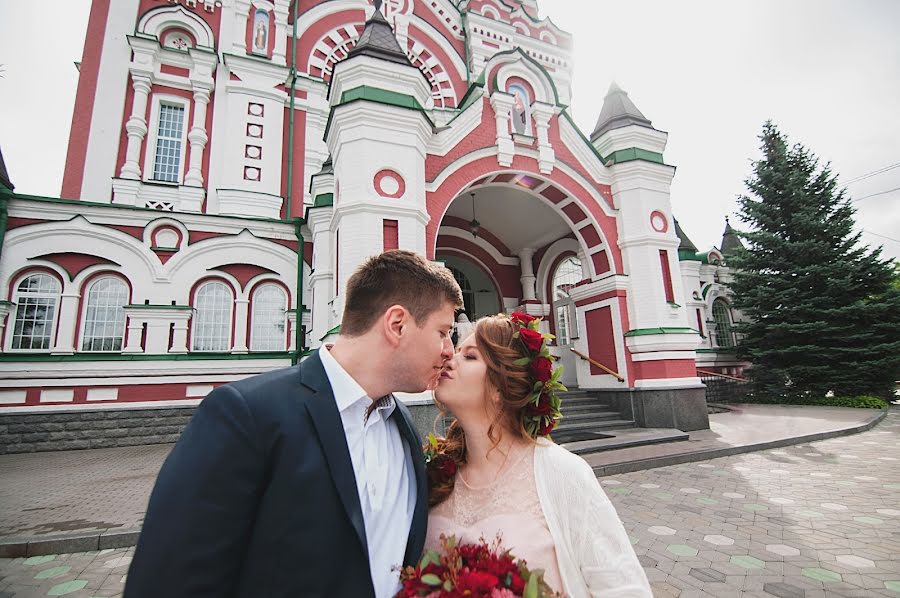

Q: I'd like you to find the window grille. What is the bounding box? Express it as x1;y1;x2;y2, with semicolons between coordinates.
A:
250;284;287;351
11;274;60;350
152;104;185;183
192;281;233;352
81;277;128;352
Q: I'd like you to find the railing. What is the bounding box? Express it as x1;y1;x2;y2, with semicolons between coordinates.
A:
697;368;749;403
570;348;625;382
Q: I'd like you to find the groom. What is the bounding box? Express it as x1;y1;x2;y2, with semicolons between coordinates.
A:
124;250;463;598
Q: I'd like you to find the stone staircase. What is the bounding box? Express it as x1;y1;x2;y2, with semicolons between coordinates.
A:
554;389;690;455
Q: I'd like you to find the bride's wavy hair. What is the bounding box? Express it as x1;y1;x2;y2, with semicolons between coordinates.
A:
429;314;536;507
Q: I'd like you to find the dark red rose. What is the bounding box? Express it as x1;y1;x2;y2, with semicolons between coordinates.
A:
527;393;554;417
510;311;536;325
519;328;544;352
539;417;557;436
427;454;458;487
509;571;526;593
530;356;552;382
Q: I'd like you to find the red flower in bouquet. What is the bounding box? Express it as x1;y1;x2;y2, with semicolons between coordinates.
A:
539;417;557;436
530;356;553;383
396;535;562;598
518;328;544;352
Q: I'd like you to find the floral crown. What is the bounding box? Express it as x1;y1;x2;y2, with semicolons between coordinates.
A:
509;311;565;438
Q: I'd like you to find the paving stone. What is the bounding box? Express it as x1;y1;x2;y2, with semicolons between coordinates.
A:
763;581;808;598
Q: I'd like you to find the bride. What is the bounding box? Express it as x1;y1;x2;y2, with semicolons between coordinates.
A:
424;313;652;597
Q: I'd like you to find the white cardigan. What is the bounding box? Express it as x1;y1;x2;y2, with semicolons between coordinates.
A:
533;439;653;598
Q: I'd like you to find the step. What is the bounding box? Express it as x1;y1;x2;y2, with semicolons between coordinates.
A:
560;427;690;455
562;403;615;415
559;396;612;408
555;419;635;432
561;411;622;424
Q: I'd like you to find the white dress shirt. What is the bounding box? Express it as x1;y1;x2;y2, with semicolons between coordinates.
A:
319;346;416;598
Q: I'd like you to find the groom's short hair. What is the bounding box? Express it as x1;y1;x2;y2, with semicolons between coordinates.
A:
341;250;463;337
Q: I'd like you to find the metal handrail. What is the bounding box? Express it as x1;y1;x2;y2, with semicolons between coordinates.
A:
569;348;625;382
697;368;747;382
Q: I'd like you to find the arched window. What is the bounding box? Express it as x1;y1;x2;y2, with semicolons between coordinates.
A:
552;256;581;345
250;283;287;351
81;277;129;352
712;298;735;349
11;273;61;351
447;266;474;320
192;281;233;352
508;83;532;136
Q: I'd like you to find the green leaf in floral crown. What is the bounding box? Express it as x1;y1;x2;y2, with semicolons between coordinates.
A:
512;331;520;339
524;572;540;598
428;433;438;450
544;333;556;339
443;579;453;591
513;357;531;366
421;573;442;586
533;381;543;391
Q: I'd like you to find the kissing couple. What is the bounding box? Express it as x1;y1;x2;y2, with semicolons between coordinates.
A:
123;250;651;597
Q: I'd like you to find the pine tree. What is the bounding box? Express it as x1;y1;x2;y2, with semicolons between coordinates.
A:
729;122;900;400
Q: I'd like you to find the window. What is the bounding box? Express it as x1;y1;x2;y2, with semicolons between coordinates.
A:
250;284;287;351
552;256;581;344
11;273;61;351
81;277;128;352
712;299;735;349
447;266;474;320
552;256;581;301
192;281;233;352
659;250;675;303
152;103;186;183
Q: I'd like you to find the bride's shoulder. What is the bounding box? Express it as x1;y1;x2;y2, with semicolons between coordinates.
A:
534;438;595;481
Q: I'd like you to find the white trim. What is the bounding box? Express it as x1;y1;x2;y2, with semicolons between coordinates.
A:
143;94;191;186
40;389;75;403
0;399;204;415
87;388;119;401
0;373;272;387
138;5;216;49
634;377;704;390
630;351;698;362
0;390;27;405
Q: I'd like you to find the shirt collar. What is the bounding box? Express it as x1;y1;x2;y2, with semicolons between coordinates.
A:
319;345;396;418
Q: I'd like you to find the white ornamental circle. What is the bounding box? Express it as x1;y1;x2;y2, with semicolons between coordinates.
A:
380;174;400;196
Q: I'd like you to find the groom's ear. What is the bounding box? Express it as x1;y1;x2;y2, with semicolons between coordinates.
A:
381;304;408;348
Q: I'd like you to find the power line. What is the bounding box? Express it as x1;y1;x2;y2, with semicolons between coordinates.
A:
851;186;900;203
844;162;900;185
862;230;900;243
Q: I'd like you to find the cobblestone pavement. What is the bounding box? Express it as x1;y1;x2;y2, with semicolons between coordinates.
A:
1;411;897;597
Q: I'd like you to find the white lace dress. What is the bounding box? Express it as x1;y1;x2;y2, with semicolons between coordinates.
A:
426;445;565;595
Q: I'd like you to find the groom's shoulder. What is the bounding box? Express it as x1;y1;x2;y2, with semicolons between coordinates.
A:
227;363;305;402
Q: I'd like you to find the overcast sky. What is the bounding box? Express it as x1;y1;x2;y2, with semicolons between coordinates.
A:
1;0;898;261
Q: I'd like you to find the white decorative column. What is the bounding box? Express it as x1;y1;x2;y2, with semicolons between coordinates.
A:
232;0;251;54
170;312;192;354
232;298;250;353
123;315;145;354
518;247;537;301
0;302;13;353
51;292;81;355
119;75;152;180
286;310;297;352
184;88;211;187
490;92;515;167
273;1;289;66
532;102;556;174
306;206;333;349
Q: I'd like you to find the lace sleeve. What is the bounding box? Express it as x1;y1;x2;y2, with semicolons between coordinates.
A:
569;458;652;598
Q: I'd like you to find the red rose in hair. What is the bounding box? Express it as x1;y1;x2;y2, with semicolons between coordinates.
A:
519;328;544;352
510;311;536;325
427;454;458;487
539;417;557;436
528;393;554;416
530;356;553;382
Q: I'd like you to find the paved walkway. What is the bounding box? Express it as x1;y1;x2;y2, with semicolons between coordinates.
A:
0;407;896;596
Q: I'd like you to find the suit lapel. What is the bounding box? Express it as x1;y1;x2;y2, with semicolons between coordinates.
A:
300;351;369;565
391;401;428;567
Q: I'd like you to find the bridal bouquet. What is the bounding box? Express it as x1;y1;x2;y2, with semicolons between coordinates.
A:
396;534;563;598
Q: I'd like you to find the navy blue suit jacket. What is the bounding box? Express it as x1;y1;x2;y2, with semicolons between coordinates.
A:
124;351;428;597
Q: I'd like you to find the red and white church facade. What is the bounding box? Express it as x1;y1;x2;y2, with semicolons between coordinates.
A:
0;0;744;440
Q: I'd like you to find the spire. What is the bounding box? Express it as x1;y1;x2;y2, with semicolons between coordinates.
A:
720;216;746;258
674;217;700;261
315;154;333;176
0;146;13;191
345;1;412;67
590;81;653;142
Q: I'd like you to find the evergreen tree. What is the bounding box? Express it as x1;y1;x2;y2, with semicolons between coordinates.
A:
729;122;900;400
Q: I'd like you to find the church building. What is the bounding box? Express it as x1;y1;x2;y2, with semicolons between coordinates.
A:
0;0;745;451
